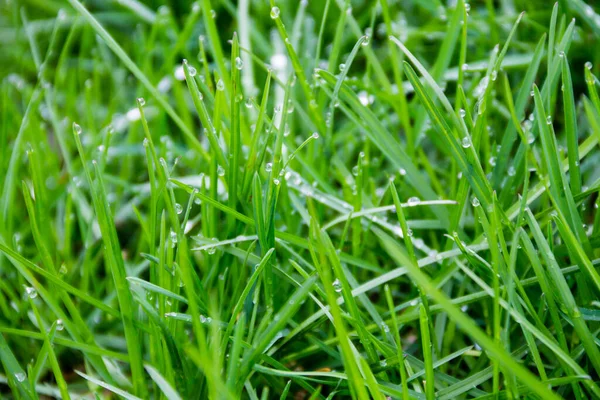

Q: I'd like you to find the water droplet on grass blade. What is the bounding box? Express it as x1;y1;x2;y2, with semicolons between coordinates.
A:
407;196;420;206
332;279;342;292
270;6;280;18
235;56;244;70
25;286;37;299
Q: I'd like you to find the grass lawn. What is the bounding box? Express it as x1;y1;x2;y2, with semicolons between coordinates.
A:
2;0;600;398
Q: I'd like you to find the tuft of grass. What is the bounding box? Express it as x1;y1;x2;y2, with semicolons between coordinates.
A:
2;0;600;399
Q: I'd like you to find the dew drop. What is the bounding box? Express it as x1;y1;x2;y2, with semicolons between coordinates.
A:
15;372;26;382
311;132;320;139
407;196;420;206
217;165;225;176
471;197;480;207
270;6;280;19
170;229;178;247
235;56;244;70
245;97;254;109
461;137;471;148
56;319;64;331
137;97;145;106
332;279;342;292
546;115;552;124
73;122;82;135
59;263;68;275
25;286;37;299
459;108;466;118
352;165;359;176
585;61;593;70
339;63;346;72
265;162;273;172
216;79;225;91
175;203;183;215
273;178;281;186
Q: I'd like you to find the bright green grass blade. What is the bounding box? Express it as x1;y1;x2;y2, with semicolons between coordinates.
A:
67;0;204;156
526;209;600;379
0;334;36;400
561;54;581;195
29;301;70;400
72;124;147;396
144;365;183;400
76;370;142;400
419;305;435;400
401;62;492;208
374;228;560;400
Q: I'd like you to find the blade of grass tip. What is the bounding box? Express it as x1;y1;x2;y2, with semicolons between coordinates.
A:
419;305;435;400
72;124;147;396
66;0;205;157
307;220;369;400
584;65;600;112
280;380;292;400
547;3;558;109
144;365;183;400
384;285;409;400
561;54;581;195
374;228;561;400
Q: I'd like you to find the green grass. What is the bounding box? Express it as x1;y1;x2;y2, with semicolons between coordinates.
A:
2;0;600;398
